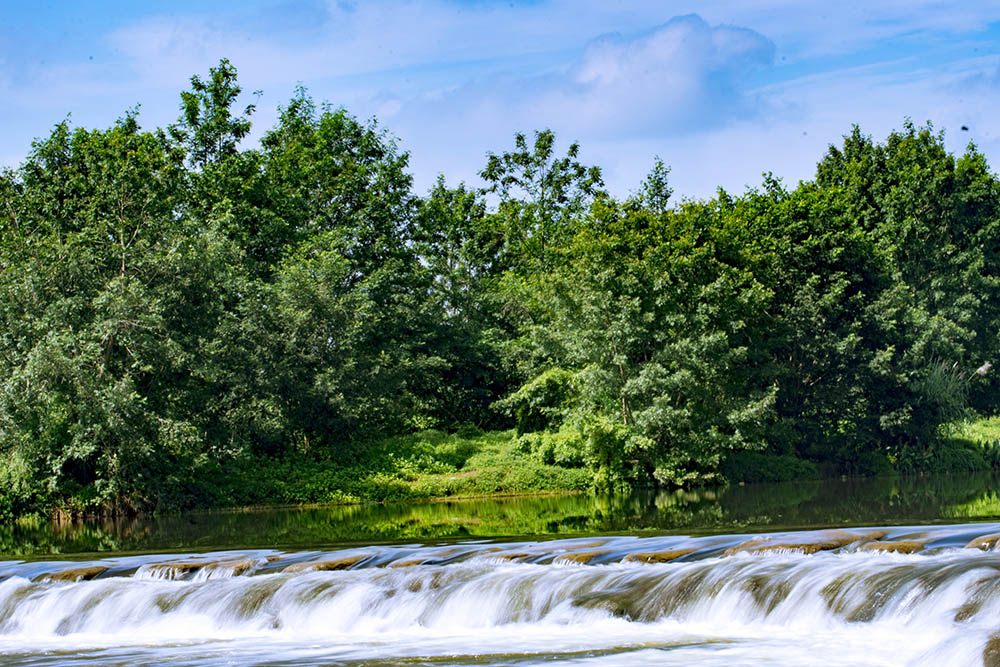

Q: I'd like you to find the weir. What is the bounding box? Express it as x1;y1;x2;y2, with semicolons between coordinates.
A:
2;525;1000;665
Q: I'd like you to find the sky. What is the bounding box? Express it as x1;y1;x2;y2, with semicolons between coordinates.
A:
2;1;999;200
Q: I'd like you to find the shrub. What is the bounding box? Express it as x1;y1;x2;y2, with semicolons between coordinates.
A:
720;450;818;484
495;368;578;434
516;430;587;467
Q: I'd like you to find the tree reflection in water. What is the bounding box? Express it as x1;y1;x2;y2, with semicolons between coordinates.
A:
3;473;999;558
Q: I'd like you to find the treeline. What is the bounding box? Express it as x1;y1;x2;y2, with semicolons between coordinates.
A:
2;60;998;517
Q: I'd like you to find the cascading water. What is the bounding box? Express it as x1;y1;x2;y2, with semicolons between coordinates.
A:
3;525;1000;666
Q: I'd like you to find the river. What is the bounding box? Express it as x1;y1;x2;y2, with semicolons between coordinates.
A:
4;474;1000;665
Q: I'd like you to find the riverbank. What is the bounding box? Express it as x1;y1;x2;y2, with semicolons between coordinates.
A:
6;472;1000;558
5;95;999;527
165;429;592;513
194;417;1000;505
204;414;1000;509
13;415;1000;521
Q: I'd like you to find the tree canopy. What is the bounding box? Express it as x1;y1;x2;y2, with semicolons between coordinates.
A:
2;62;998;517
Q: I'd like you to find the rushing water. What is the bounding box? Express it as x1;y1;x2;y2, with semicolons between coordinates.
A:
7;475;1000;665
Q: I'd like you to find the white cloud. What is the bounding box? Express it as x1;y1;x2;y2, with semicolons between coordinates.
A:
604;53;1000;200
403;16;772;129
378;14;776;193
3;1;999;200
568;16;775;133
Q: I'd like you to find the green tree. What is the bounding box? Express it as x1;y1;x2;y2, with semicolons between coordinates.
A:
636;156;673;215
815;122;1000;450
480;129;604;274
510;196;777;487
0;113;231;513
169;57;257;168
412;177;515;427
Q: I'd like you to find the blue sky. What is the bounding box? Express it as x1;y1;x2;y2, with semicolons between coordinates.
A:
3;1;999;199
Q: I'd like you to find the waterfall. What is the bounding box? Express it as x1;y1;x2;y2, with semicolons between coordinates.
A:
2;526;1000;666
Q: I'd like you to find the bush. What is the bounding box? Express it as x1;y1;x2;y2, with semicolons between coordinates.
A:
895;439;989;474
495;368;578;434
845;451;896;477
0;494;13;524
947;416;1000;470
720;450;818;484
516;430;587;467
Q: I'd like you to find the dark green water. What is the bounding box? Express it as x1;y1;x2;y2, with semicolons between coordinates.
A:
5;473;1000;558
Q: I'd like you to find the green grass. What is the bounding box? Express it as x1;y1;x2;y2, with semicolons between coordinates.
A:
949;415;1000;447
895;415;1000;475
181;429;591;511
939;415;1000;471
45;417;1000;516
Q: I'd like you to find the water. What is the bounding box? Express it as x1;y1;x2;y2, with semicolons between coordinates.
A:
6;475;1000;665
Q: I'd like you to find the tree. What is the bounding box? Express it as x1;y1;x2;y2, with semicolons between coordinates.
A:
816;121;1000;429
259;88;417;278
636;156;673;215
0;112;229;513
169;58;257;168
412;177;515;427
509;196;777;487
480;129;604;274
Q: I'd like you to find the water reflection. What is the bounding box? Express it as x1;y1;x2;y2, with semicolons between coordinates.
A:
3;473;1000;557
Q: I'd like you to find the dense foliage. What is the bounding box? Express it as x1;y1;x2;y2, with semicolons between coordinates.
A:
2;61;998;517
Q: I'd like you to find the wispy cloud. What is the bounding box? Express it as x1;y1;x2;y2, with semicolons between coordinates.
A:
1;1;998;199
381;13;777;190
570;16;775;133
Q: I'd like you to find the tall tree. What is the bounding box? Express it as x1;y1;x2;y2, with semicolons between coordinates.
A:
480;129;604;274
0;112;231;513
816;122;1000;418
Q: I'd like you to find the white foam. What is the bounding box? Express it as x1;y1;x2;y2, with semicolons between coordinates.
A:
2;543;999;665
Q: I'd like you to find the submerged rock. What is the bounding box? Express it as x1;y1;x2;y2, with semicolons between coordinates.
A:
282;554;371;573
143;561;208;580
388;548;469;568
481;542;610;564
34;566;107;583
201;558;257;577
952;575;1000;622
553;550;613;564
965;534;1000;551
724;530;884;556
482;551;538;563
562;540;609;550
389;559;431;568
859;540;928;554
984;634;1000;667
142;557;260;580
623;548;696;564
